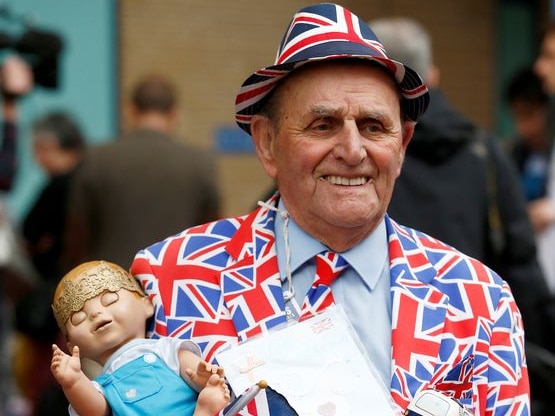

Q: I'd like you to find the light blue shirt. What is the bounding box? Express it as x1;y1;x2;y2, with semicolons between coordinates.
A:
274;199;392;387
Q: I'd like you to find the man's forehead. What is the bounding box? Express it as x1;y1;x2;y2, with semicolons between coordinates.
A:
308;102;399;119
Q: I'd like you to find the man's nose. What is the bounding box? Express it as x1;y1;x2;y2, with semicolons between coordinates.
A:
334;123;366;164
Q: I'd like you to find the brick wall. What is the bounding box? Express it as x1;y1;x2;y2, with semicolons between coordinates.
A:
119;0;495;218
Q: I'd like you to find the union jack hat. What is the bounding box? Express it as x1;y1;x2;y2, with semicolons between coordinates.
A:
235;3;430;135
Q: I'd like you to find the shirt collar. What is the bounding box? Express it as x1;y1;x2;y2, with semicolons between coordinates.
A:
274;199;388;290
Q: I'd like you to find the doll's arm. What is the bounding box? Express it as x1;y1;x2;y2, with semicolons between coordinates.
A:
51;344;110;416
178;349;225;392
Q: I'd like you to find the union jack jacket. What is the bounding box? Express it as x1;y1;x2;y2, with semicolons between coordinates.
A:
131;196;529;415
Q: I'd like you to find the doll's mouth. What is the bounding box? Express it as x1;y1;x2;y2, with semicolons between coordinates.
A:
94;320;112;332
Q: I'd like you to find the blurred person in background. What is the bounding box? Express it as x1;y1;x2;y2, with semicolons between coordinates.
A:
22;111;86;284
0;55;39;416
0;55;33;191
534;21;555;293
12;111;86;416
372;17;555;415
0;55;37;299
63;74;221;271
505;68;550;204
0;55;35;290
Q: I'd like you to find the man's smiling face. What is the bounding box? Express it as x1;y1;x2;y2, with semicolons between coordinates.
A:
251;60;414;250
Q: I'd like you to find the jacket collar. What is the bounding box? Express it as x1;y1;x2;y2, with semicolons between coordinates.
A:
222;195;288;341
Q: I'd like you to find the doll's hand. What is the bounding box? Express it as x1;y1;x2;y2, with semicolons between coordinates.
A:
186;360;225;388
51;344;84;388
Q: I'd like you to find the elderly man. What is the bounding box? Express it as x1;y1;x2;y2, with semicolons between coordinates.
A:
132;3;529;415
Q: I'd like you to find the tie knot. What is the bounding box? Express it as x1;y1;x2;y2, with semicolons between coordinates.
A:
315;251;349;286
299;250;349;321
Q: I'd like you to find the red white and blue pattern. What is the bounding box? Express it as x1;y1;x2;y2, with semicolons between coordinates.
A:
299;251;348;321
235;3;429;134
131;195;529;415
218;384;298;416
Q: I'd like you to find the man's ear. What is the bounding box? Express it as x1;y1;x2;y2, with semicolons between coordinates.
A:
401;120;415;153
396;120;415;176
250;115;278;179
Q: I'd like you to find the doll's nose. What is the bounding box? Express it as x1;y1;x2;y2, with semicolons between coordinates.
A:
90;309;102;317
86;300;104;319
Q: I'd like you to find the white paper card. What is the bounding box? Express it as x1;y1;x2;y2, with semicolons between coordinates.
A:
217;305;396;416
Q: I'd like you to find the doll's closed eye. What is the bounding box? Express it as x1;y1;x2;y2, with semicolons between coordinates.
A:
70;310;87;326
101;291;119;306
68;292;120;327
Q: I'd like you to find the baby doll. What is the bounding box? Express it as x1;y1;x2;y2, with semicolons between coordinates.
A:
50;260;230;416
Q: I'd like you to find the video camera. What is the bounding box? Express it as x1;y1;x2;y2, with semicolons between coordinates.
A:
0;27;63;89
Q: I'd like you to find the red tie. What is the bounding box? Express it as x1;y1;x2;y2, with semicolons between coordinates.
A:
299;251;348;321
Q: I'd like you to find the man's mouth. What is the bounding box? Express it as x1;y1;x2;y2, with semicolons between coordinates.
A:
322;175;369;186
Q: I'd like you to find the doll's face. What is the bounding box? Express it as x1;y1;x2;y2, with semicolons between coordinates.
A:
65;288;153;365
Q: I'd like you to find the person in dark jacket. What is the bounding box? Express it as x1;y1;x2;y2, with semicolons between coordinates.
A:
63;75;221;271
371;17;555;416
0;55;33;191
23;112;87;283
532;24;555;290
16;111;86;416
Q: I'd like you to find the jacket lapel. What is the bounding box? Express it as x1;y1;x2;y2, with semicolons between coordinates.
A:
221;197;288;342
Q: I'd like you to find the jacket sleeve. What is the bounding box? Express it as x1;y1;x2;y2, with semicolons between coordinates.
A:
130;250;169;338
482;279;530;416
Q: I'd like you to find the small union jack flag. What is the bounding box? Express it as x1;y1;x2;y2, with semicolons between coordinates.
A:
235;3;429;134
215;382;298;416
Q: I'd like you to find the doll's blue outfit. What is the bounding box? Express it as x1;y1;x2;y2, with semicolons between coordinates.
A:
68;338;201;416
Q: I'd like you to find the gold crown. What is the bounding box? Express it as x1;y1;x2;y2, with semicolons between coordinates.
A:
52;261;144;331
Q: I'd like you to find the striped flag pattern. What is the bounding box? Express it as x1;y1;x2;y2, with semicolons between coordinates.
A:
217;381;298;416
299;251;349;321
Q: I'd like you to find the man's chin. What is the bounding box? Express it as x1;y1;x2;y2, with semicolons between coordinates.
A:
320;204;380;229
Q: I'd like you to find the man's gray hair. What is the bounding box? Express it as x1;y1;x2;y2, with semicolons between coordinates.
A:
369;17;432;83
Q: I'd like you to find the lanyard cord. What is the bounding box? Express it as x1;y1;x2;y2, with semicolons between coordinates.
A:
257;200;294;302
